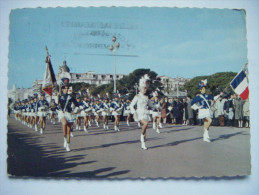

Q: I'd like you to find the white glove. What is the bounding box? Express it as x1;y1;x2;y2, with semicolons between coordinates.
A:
191;104;200;110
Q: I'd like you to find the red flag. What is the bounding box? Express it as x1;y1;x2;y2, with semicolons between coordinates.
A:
42;55;56;96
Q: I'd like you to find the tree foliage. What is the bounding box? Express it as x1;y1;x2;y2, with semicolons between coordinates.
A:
184;72;237;98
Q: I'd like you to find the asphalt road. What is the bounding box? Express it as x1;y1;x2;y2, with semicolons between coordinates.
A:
7;116;250;179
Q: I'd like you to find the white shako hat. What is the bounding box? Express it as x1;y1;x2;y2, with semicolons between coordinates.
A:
139;74;150;88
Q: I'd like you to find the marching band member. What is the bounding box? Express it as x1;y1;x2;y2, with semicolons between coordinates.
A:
21;100;26;125
92;98;102;127
88;97;95;127
80;92;92;133
37;91;49;134
110;94;123;131
75;93;82;131
13;101;21;121
32;94;39;131
151;92;161;134
57;78;80;152
130;74;153;150
191;79;222;142
28;96;34;129
123;97;132;126
50;99;58;125
100;95;110;130
24;99;29;126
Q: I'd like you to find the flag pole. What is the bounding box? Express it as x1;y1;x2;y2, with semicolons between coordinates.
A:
242;62;249;83
45;46;52;102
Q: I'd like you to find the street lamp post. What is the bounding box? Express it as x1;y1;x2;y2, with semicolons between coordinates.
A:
109;36;120;94
176;76;179;98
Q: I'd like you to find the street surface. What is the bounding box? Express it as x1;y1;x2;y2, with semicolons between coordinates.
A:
7;116;250;178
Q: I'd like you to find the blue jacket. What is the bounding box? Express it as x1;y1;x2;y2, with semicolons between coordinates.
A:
191;94;214;109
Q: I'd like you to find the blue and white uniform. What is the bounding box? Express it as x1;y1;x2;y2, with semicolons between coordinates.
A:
151;100;161;118
93;102;102;116
110;100;123;116
13;104;21;114
123;101;131;116
30;101;38;117
50;102;58;115
100;101;110;116
79;100;92;117
191;94;216;119
37;99;49;117
58;94;79;123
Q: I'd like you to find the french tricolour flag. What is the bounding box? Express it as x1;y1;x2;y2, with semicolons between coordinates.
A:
230;70;249;100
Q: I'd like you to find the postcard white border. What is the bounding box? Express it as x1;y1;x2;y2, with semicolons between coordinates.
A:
1;1;259;195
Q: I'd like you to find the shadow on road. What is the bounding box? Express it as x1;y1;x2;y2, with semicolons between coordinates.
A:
73;137;162;152
149;137;202;149
48;167;130;178
211;131;249;142
7;123;94;177
165;127;194;133
7;119;131;178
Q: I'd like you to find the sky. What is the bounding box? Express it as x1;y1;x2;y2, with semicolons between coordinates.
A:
8;7;248;89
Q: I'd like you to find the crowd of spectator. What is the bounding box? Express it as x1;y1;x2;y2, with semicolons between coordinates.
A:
160;94;250;128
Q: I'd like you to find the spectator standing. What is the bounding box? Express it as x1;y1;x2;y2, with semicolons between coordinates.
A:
186;96;194;125
233;95;244;128
243;98;250;128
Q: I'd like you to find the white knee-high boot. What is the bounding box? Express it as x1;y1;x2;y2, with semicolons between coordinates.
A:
203;128;210;142
140;134;147;150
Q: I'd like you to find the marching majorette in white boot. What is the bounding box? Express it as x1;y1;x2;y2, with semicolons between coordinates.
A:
130;74;154;150
151;93;162;134
75;93;83;131
57;77;80;152
110;94;123;132
100;95;111;131
79;92;92;134
123;98;132;126
50;99;58;125
37;91;49;135
31;94;39;132
93;98;102;128
191;79;223;143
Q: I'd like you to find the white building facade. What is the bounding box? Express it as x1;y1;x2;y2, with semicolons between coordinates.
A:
8;61;125;101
